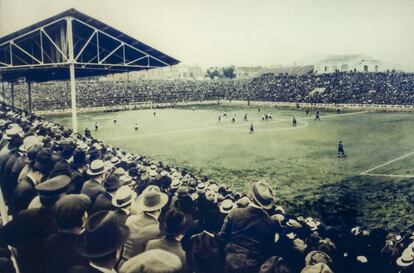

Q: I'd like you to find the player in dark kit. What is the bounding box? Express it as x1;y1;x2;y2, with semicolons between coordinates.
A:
337;141;346;157
306;109;310;115
244;113;248;122
135;123;138;131
95;122;99;131
218;114;221;123
232;114;236;123
250;123;254;134
315;111;320;121
153;111;156;116
113;116;117;123
292;116;297;127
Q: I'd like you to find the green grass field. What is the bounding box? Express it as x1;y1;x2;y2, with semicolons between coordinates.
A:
48;105;414;231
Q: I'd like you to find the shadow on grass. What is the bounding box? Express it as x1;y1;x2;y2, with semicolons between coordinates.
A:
285;175;414;231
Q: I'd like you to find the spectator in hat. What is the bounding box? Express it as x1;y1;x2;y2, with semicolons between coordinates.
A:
121;185;169;263
91;174;121;214
0;206;58;273
9;148;54;215
1;135;34;202
69;148;88;193
45;194;91;273
119;249;182;273
146;208;193;271
0;133;23;201
112;186;136;224
29;174;72;210
17;143;43;183
219;181;276;273
68;210;130;273
81;159;108;203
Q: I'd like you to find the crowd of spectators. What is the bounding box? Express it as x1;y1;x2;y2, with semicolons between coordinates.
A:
4;72;414;111
0;103;414;273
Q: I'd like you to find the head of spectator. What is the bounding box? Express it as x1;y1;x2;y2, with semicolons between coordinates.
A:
26;143;43;162
54;194;91;234
119;249;182;273
161;208;192;241
219;199;235;215
259;256;292;273
76;211;129;270
72;148;87;169
32;148;54;176
305;251;333;267
103;174;121;194
87;159;108;182
136;185;168;219
35;175;71;208
112;186;136;215
249;180;275;209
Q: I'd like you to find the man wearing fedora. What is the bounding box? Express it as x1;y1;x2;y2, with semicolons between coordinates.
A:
82;159;108;203
112;186;136;224
91;174;121;214
146;208;192;272
219;181;277;273
68;211;130;273
121;185;169;264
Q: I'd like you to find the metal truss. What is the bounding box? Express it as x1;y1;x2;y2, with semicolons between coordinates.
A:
0;15;170;72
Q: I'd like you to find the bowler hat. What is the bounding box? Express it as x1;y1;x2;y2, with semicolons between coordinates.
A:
76;210;129;258
136;185;168;212
250;181;275;209
219;199;235;214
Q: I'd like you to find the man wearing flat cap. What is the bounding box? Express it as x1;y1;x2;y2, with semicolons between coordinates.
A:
45;194;91;273
219;181;277;273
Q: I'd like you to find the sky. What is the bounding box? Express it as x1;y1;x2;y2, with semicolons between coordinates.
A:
1;0;414;70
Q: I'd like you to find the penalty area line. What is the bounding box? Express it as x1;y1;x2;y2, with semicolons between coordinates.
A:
360;173;414;178
360;150;414;175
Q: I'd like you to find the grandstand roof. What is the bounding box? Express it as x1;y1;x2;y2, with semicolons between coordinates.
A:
0;8;179;82
318;55;380;64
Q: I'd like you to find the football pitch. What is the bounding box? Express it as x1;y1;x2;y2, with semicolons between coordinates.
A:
48;104;414;230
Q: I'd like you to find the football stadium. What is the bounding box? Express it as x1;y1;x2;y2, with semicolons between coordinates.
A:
0;2;414;273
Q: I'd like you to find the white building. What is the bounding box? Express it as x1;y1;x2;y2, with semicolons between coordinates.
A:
314;55;384;74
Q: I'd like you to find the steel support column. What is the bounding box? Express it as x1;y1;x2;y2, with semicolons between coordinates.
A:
11;82;14;108
28;81;32;114
67;17;78;133
1;82;4;103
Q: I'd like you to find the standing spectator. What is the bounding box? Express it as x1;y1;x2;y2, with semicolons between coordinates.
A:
220;181;276;273
45;194;91;273
121;185;168;263
69;210;130;273
146;208;193;271
81;159;108;203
